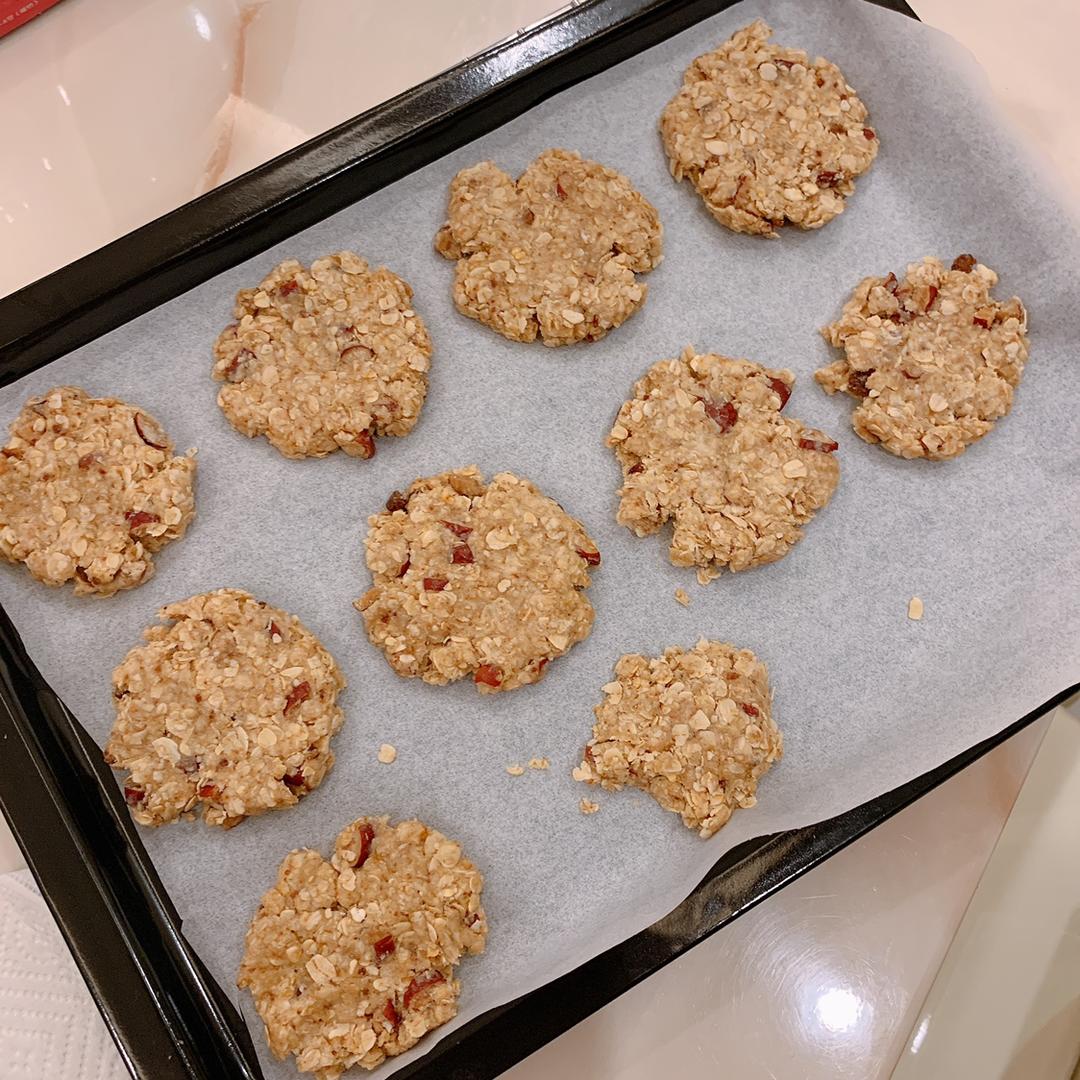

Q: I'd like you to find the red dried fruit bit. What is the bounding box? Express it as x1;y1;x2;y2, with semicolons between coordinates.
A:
78;452;100;470
383;1000;401;1028
882;272;899;294
925;285;939;311
423;577;448;592
815;75;825;88
355;430;376;459
829;123;846;135
124;784;145;805
555;174;570;199
775;58;795;69
741;703;760;717
628;462;645;475
863;127;876;140
951;253;976;273
397;558;410;578
284;681;311;713
124;510;160;531
576;548;601;566
816;171;840;188
440;520;472;537
451;543;474;565
373;935;396;961
278;279;300;296
282;770;304;789
225;348;255;383
523;207;536;225
534;657;550;675
354;822;375;868
768;377;792;409
197;783;217;799
385;490;410;513
133;412;168;450
973;316;990;328
798;437;840;453
847;369;873;398
403;970;446;1011
268;620;282;639
703;399;738;433
475;664;503;688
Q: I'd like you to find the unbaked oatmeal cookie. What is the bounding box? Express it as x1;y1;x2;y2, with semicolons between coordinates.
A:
213;252;432;459
434;149;662;345
575;640;781;838
356;467;599;692
817;255;1030;460
238;816;486;1078
0;386;195;597
609;348;839;575
660;19;878;236
106;589;345;827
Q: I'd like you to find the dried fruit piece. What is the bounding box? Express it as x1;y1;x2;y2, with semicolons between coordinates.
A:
353;823;375;868
741;703;760;717
816;171;840;188
474;664;502;688
77;452;102;470
268;621;283;641
973;316;990;329
767;377;792;409
397;558;410;578
863;127;876;140
124;784;145;805
197;783;218;799
440;520;472;537
451;543;474;565
278;279;300;296
403;970;446;1011
703;398;738;433
925;285;939;311
628;461;645;475
386;490;410;513
383;1000;401;1028
847;369;873;398
133;412;168;450
224;349;255;383
798;436;840;453
951;253;976;273
124;510;160;531
283;681;311;713
374;935;396;961
355;429;376;459
283;769;304;789
576;548;601;566
423;577;448;592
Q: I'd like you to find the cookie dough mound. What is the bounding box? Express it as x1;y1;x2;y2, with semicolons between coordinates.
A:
660;19;878;236
213;252;432;459
434;149;662;345
0;386;195;597
106;589;345;827
576;641;781;837
356;467;599;692
609;348;839;574
817;255;1029;460
238;816;487;1078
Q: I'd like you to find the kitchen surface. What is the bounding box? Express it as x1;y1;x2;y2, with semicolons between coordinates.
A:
1;2;1078;1079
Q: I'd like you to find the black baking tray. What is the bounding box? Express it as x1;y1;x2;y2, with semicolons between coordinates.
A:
1;1;1075;1078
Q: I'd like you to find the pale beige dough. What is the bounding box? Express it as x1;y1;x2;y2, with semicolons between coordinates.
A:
0;385;195;597
609;348;840;574
106;589;345;827
434;148;662;345
356;467;599;692
237;816;486;1078
660;19;878;236
575;640;782;838
213;251;432;459
817;255;1029;459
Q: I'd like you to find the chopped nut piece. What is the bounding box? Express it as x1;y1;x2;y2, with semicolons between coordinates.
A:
377;743;397;764
908;596;924;620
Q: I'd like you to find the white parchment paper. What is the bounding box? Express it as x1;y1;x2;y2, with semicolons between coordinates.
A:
1;1;1078;1075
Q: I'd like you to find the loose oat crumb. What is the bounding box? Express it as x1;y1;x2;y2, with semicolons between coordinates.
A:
528;757;550;770
674;588;691;607
579;798;600;815
506;764;525;776
908;596;924;620
696;567;718;587
377;743;397;764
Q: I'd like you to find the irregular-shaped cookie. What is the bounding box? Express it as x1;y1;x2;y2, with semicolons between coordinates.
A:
238;816;486;1078
213;252;432;459
609;348;839;575
817;255;1029;460
434;149;662;345
106;589;345;827
575;640;781;838
660;19;878;236
0;386;195;596
356;467;599;692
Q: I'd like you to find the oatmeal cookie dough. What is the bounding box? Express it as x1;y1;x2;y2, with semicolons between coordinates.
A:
660;19;878;236
0;386;195;597
213;251;432;459
434;148;662;345
106;589;345;827
609;348;840;574
817;255;1030;460
575;640;781;838
238;816;487;1078
356;467;599;692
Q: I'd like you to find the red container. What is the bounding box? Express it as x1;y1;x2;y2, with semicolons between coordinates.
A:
0;0;64;40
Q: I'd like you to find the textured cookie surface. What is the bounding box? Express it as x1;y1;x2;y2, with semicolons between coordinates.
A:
575;641;782;837
106;589;345;827
238;816;486;1078
609;348;840;575
817;255;1029;460
660;19;878;236
213;252;432;459
356;467;599;692
0;385;195;596
434;149;662;345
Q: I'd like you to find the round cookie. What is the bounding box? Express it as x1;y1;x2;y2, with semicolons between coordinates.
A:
238;816;487;1078
355;467;599;692
817;255;1030;460
213;252;432;459
575;640;782;838
106;589;345;827
660;19;878;236
434;148;662;345
609;348;840;576
0;385;195;597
